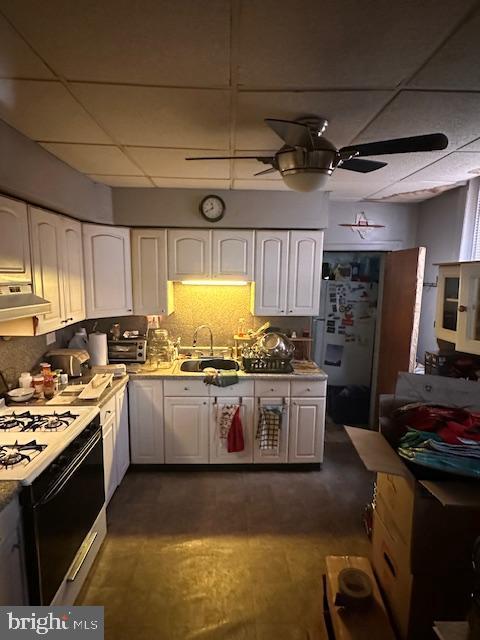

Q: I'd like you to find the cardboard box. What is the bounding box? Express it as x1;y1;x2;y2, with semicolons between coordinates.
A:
372;511;472;640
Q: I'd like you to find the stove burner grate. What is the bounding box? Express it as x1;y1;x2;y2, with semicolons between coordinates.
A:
0;411;34;431
0;441;47;468
0;410;79;432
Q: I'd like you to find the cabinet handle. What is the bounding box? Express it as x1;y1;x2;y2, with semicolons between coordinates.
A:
280;310;284;313
307;388;311;392
127;308;132;312
270;388;274;392
184;387;189;391
458;305;467;313
203;401;207;405
289;310;293;313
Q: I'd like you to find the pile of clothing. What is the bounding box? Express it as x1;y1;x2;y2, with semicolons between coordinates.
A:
393;403;480;479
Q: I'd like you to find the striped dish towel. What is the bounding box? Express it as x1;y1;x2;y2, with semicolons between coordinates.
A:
257;407;282;451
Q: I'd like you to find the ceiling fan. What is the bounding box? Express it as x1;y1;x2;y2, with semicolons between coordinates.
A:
185;117;448;192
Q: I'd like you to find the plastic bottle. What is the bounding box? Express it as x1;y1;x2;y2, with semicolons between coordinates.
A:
19;372;33;389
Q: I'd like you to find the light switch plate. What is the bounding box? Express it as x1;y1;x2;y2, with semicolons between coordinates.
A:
46;331;56;345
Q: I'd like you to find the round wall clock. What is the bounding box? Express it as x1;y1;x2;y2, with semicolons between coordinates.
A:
199;195;225;222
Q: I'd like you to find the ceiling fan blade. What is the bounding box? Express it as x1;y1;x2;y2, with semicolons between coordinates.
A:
254;167;277;176
340;133;448;157
339;158;387;173
265;118;314;149
185;155;275;165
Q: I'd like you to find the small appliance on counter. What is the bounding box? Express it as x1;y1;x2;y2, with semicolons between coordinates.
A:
46;349;90;377
108;336;147;364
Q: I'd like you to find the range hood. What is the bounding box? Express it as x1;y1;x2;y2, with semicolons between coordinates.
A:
0;284;51;322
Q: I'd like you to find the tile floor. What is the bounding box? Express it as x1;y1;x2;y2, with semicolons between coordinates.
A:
77;425;373;639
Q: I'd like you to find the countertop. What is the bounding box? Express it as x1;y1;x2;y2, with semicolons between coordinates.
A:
128;361;327;381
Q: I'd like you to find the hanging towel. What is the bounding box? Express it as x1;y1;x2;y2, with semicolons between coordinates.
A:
227;407;244;453
257;407;282;451
217;404;239;439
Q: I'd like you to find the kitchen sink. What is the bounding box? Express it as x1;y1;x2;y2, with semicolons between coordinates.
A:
180;358;239;372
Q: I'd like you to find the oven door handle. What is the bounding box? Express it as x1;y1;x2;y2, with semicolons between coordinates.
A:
36;432;102;507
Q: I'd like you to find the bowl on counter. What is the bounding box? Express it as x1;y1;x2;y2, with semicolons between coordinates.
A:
7;387;35;402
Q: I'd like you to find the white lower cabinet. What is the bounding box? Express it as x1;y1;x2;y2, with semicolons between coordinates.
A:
0;498;27;605
209;396;254;463
102;413;116;504
164;397;210;464
129;379;164;464
288;397;325;463
253;397;290;463
115;387;130;485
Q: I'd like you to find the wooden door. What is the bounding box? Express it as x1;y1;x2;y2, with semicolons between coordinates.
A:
209;397;254;463
129;380;164;464
375;247;425;404
131;228;173;315
288;397;325;463
287;230;323;316
253;231;289;315
30;207;65;333
167;229;211;280
456;262;480;355
0;195;31;285
83;224;132;318
115;388;130;485
164;396;210;463
212;230;254;281
60;216;85;326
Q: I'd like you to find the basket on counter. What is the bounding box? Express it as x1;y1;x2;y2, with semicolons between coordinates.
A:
242;357;294;373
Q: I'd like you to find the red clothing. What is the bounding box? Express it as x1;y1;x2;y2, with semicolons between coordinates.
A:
397;404;480;444
227;407;244;453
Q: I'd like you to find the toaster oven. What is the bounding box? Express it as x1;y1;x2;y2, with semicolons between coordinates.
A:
107;339;147;363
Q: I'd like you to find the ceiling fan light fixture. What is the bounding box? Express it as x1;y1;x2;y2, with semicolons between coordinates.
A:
281;171;330;192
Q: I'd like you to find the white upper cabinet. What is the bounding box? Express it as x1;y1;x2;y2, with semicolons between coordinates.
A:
60;217;85;326
30;207;65;333
211;230;254;281
456;262;480;355
0;196;31;285
131;228;173;315
167;229;211;280
254;231;289;316
83;224;133;318
435;264;460;343
287;231;323;316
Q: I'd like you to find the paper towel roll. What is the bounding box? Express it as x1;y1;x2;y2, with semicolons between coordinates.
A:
88;332;108;366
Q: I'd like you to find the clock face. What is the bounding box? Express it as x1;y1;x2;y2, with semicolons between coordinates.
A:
200;195;225;222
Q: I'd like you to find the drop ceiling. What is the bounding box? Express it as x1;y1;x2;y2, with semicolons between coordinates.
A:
1;0;480;202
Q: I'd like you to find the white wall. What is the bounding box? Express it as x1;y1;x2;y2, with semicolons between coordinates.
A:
0;119;113;223
326;200;419;250
112;187;329;229
415;186;468;359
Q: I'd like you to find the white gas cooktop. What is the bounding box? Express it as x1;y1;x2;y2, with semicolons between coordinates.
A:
0;406;100;484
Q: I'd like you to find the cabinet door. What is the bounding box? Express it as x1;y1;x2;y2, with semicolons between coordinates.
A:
103;415;117;504
287;230;323;316
60;216;85;327
115;387;130;485
435;265;461;343
83;224;132;318
164;397;210;463
456;262;480;355
253;397;289;463
253;231;289;315
131;229;173;315
30;207;65;333
212;230;254;281
0;195;31;285
167;229;211;280
129;380;164;463
288;398;325;463
0;525;26;605
209;397;254;463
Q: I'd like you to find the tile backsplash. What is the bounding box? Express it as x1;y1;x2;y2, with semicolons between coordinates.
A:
0;283;311;385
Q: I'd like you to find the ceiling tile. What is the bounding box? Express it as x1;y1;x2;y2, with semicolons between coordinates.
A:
0;13;53;79
151;177;231;189
40;143;143;175
236;91;393;150
238;0;475;89
233;152;281;180
1;0;230;87
399;151;480;182
459;138;480;152
88;175;153;187
127;147;231;179
232;179;289;191
368;180;462;202
353;90;480;151
0;80;111;143
409;10;480;90
71;83;230;148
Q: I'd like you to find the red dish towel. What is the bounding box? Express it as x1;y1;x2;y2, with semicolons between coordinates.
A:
227;407;244;453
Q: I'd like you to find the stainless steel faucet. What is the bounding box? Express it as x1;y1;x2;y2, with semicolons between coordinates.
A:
192;324;214;356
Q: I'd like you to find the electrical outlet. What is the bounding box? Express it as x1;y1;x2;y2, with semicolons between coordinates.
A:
46;331;56;345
